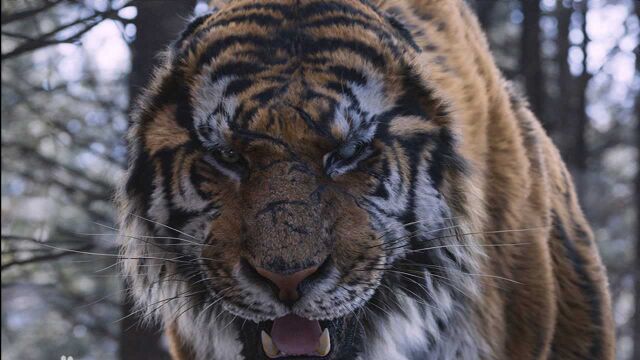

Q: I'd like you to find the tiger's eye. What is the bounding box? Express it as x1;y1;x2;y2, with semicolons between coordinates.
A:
218;149;241;163
338;142;365;160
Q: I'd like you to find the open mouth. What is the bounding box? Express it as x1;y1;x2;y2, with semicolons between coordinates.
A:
260;314;331;358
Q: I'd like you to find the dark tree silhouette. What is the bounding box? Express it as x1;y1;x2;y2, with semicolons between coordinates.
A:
555;0;573;144
521;0;544;122
633;2;640;358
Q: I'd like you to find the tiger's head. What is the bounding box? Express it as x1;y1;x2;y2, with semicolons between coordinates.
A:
119;1;483;359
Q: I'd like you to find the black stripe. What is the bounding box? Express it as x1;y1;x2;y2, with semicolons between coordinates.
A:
395;67;434;119
297;1;375;22
235;103;257;128
176;84;198;137
325;81;360;111
176;149;190;200
384;14;421;52
173;12;214;50
327;65;368;86
138;71;183;128
125;143;154;213
197;34;273;68
302;88;338;104
233;49;290;65
303;15;380;30
155;149;200;231
259;74;290;82
301;37;387;68
427;128;467;190
190;161;217;200
286;103;336;143
231;128;290;150
223;78;254;97
370;156;391;199
302;16;397;52
251;85;284;103
552;211;603;358
303;1;416;54
208;12;282;29
225;2;292;16
210;61;265;83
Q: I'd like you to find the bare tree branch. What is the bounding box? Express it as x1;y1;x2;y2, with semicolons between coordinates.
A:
1;245;92;270
1;1;133;60
1;0;64;25
2;141;114;192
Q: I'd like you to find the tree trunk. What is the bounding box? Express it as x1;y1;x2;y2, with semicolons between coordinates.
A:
472;0;497;30
553;0;590;200
634;93;640;360
633;2;640;358
568;1;590;200
120;1;196;359
520;0;544;124
554;0;572;145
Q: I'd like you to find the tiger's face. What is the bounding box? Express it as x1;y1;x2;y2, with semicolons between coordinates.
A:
120;1;478;359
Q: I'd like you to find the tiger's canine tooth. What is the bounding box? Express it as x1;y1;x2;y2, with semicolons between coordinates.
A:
316;328;331;356
261;331;280;358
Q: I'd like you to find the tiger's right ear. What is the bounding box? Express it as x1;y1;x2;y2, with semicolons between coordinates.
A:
208;0;232;11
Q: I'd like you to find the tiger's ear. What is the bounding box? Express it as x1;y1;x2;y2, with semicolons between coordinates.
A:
208;0;232;11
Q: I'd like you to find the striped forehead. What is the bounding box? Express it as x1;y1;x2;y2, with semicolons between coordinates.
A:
190;65;396;146
181;0;411;147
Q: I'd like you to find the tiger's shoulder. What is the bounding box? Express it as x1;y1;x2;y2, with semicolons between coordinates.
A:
381;1;615;358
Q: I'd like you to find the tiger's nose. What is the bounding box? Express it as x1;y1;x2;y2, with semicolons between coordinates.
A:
255;265;319;303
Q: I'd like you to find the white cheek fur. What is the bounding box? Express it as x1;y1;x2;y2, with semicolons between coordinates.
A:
202;154;242;183
191;73;237;148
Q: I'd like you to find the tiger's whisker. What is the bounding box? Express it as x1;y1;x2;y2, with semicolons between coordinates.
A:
127;212;201;242
374;216;462;241
379;227;545;253
369;223;464;249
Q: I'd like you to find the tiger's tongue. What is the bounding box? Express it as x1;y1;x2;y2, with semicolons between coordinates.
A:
271;314;322;355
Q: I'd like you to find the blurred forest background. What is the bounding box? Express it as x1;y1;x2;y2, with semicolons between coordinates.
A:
1;0;638;359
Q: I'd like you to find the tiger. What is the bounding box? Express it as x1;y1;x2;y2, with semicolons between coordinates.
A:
117;0;615;359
